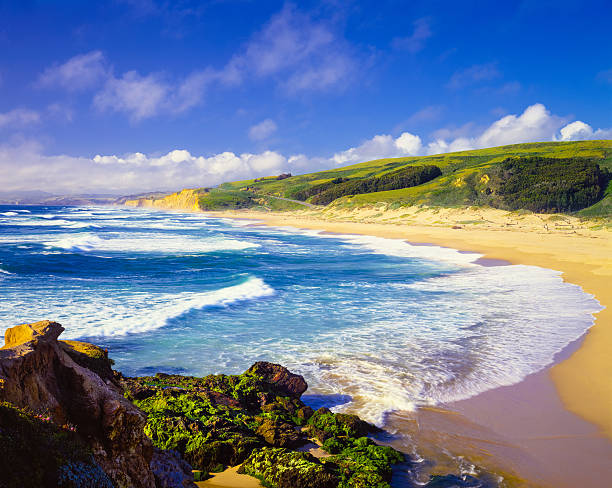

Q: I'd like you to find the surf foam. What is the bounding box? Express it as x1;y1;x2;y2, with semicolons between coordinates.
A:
43;233;260;254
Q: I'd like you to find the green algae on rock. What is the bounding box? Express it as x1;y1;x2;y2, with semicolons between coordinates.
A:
238;447;338;488
121;361;407;486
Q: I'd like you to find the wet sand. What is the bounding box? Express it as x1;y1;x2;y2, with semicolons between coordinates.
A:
205;206;612;487
197;466;262;487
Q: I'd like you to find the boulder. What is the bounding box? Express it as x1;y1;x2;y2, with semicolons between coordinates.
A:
247;361;308;398
255;418;304;448
2;320;64;349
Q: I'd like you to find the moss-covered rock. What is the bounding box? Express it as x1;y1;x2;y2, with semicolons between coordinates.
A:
324;436;404;488
60;340;115;383
121;362;312;472
0;402;113;488
305;407;379;442
238;447;338;488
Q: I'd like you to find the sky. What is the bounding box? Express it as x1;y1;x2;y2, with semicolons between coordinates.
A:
1;0;611;194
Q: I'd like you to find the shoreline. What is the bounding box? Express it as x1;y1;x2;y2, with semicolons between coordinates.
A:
203;207;612;487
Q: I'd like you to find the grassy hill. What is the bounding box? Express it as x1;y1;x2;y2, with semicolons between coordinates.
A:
217;140;612;217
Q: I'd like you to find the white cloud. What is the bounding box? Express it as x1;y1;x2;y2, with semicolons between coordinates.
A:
38;51;108;91
476;103;564;147
94;71;170;121
4;103;610;194
447;62;501;89
332;132;422;166
0;140;290;194
227;4;355;93
248;119;277;141
36;5;358;123
556;120;612;141
392;18;432;53
0;108;41;128
427;103;570;154
93;70;213;121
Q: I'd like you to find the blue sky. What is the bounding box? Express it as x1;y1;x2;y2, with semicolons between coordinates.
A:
1;0;611;193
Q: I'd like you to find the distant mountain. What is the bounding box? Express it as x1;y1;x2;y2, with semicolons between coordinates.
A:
0;190;173;206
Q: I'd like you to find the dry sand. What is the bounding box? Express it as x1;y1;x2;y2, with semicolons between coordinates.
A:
204;206;612;487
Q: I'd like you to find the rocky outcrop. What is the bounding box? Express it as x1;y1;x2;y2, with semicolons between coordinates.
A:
122;362;407;487
0;321;194;488
124;189;203;212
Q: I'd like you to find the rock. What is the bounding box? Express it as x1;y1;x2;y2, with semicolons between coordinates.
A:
151;448;197;488
2;320;64;349
255;418;304;448
246;361;308;398
59;340;115;384
305;407;379;442
0;401;114;488
238;447;338;488
0;321;155;488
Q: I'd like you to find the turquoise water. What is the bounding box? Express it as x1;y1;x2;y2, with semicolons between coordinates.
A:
0;205;601;424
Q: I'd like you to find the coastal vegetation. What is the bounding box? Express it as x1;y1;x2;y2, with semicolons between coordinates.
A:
0;402;113;488
303;165;442;205
217;140;612;217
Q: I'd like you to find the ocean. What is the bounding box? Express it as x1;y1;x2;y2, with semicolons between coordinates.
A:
0;205;601;424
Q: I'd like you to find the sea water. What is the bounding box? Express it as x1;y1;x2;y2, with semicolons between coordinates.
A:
0;205;602;424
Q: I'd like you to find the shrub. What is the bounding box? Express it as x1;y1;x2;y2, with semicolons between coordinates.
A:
485;157;609;213
311;165;442;205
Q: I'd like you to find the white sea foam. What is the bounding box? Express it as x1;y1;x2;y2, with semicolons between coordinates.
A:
43;233;260;254
0;211;19;216
269;226;482;266
225;263;601;425
3;277;274;337
0;218;76;227
0;268;13;275
0;208;603;427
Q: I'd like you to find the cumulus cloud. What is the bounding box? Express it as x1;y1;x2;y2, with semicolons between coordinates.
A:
476;103;565;147
0;141;290;194
248;119;277;141
4;103;610;194
392;18;432;53
0;108;41;128
38;51;108;91
426;103;569;154
556;120;612;141
332;132;423;166
447;62;501;89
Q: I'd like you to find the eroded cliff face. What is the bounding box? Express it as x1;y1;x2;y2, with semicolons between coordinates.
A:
0;321;195;488
124;189;202;212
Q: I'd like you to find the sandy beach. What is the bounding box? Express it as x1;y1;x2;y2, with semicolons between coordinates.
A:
204;205;612;487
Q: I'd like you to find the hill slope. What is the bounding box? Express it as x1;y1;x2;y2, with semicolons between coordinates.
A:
219;140;612;217
125;141;612;218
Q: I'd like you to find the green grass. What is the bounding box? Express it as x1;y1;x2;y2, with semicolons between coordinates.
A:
184;141;612;217
216;140;612;217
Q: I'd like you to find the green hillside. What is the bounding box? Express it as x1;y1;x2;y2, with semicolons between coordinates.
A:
217;140;612;217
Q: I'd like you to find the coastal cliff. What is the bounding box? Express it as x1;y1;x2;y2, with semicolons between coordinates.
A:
124;189;203;212
0;321;195;488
